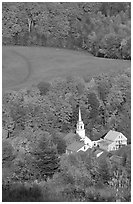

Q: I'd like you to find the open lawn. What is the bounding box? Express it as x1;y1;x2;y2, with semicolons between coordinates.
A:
2;46;131;91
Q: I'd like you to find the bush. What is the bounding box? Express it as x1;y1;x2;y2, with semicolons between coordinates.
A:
37;81;51;95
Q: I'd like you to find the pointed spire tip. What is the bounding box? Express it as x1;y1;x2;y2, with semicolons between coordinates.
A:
79;107;82;122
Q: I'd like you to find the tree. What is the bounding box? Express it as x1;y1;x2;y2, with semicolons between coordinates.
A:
87;92;100;119
47;91;73;131
2;3;23;42
99;2;129;17
95;73;113;102
121;37;131;59
32;132;60;180
52;132;67;155
2;140;15;164
100;33;122;59
98;159;111;184
106;85;124;111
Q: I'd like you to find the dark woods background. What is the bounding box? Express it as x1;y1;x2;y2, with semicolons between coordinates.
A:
3;2;131;60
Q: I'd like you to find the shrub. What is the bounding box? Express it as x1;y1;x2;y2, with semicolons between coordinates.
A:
37;81;50;95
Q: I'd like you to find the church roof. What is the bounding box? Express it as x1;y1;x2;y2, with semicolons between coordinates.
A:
104;130;125;141
67;141;84;152
64;132;76;141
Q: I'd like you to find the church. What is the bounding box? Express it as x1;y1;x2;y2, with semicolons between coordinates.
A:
65;108;127;154
66;108;94;154
76;107;93;147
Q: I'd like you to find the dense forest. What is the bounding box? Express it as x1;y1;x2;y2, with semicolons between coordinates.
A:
3;68;131;201
2;2;131;202
2;2;131;59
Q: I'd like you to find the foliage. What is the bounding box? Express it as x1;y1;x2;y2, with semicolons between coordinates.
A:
11;156;36;182
2;2;130;60
32;132;60;180
2;140;15;164
2;3;131;198
2;182;43;202
2;67;131;141
2;67;131;201
52;132;67;155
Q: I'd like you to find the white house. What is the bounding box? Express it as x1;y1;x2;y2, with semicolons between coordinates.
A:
97;130;127;151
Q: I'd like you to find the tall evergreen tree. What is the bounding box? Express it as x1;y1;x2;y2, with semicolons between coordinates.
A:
33;134;60;180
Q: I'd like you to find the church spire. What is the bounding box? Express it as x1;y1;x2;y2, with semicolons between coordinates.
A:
79;107;82;122
76;107;85;139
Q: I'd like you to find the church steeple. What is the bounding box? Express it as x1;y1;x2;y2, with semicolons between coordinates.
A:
79;107;82;122
76;107;85;139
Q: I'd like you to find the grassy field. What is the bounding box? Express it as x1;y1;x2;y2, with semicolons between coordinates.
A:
2;46;131;91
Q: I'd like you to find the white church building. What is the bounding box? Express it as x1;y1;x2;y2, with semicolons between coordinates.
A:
76;107;93;148
66;108;127;154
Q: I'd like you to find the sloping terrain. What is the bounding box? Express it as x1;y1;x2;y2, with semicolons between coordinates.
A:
2;46;131;91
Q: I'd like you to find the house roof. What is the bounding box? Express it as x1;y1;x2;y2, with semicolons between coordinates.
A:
100;132;108;139
98;140;112;147
67;141;84;152
104;130;123;141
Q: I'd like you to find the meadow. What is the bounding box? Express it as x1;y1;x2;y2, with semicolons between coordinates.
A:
3;46;131;91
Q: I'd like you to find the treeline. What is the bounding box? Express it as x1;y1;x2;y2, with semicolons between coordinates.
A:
2;2;131;60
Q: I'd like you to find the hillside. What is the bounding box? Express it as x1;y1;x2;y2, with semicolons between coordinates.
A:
2;2;131;202
2;46;130;91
